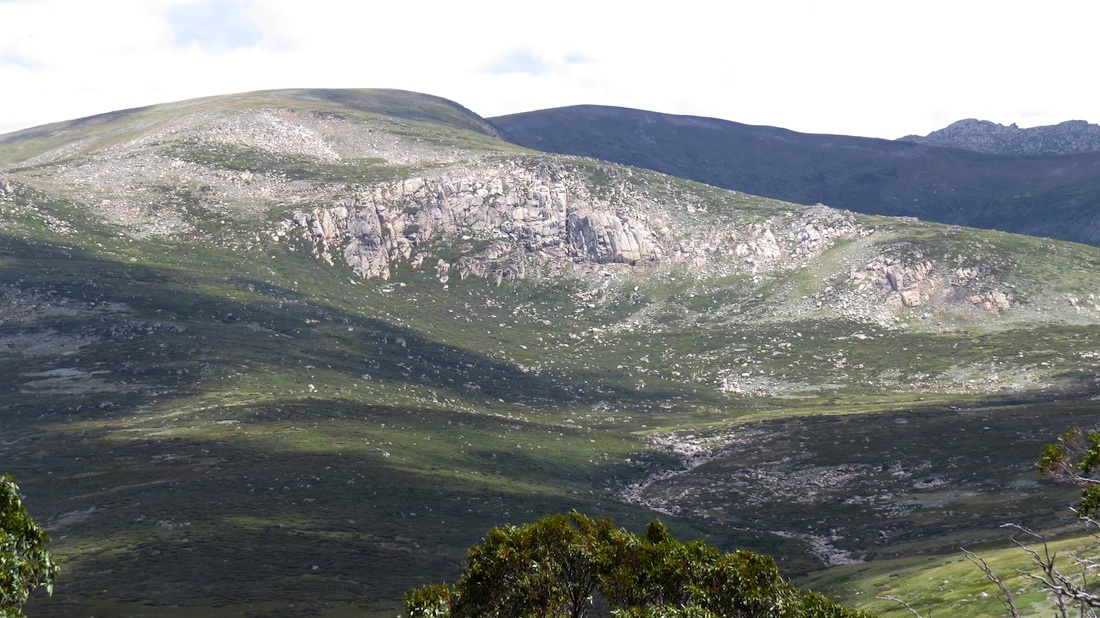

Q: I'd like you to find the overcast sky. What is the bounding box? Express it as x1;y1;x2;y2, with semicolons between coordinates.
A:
1;0;1096;139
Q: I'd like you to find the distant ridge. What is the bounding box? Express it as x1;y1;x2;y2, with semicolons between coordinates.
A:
899;118;1100;155
491;105;1100;246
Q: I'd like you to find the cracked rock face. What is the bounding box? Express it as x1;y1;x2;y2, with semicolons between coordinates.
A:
850;245;1013;313
283;163;671;283
281;159;871;287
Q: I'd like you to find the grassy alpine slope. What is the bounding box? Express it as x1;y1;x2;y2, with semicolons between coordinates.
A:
1;89;1099;617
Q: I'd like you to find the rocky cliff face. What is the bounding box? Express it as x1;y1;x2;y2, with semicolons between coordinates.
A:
900;118;1100;155
279;163;663;283
842;244;1013;319
277;159;869;289
277;162;1055;331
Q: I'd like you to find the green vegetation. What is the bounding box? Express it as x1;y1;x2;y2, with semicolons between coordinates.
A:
804;529;1100;618
166;140;418;185
806;427;1100;618
1038;427;1100;517
2;88;1100;616
405;511;872;618
1;474;59;617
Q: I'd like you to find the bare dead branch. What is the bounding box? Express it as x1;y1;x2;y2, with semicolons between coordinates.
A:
962;547;1022;618
876;595;929;618
999;523;1100;617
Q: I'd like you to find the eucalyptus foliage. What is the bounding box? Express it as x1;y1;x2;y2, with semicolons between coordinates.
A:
405;511;872;618
1;474;59;617
1037;427;1100;517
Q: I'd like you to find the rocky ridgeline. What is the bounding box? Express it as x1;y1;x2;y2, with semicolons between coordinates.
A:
5;105;1054;326
13;104;1007;318
811;244;1020;330
900;118;1100;155
3;106;863;276
280;162;661;283
266;149;1039;329
848;254;1010;312
278;162;868;285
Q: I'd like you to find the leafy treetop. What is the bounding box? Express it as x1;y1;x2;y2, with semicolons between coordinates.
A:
1;473;60;618
404;510;873;618
1038;428;1100;517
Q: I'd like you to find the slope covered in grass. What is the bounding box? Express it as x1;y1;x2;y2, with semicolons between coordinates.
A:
1;89;1099;616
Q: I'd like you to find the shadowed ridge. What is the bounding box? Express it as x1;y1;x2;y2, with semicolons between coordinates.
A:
491;104;1100;247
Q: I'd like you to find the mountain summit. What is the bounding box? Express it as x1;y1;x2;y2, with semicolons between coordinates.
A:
899;118;1100;155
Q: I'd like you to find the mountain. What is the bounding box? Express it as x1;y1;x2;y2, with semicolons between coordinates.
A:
490;105;1100;246
900;118;1100;155
3;89;1100;617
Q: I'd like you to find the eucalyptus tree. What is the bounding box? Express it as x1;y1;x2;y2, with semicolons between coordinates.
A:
404;510;873;618
1;474;59;618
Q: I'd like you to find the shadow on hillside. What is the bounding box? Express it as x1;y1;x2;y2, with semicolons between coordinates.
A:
0;233;693;424
17;393;1098;615
632;397;1097;569
12;399;800;615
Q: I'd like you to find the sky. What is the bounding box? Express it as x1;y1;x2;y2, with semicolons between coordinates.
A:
1;0;1097;139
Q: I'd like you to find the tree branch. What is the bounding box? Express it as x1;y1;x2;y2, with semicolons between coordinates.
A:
961;547;1022;618
876;595;929;618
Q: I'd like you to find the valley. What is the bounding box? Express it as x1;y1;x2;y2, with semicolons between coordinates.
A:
2;89;1099;617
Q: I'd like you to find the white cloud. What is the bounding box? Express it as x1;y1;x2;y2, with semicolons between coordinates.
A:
166;0;269;52
0;0;1098;139
486;49;551;77
0;52;41;69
